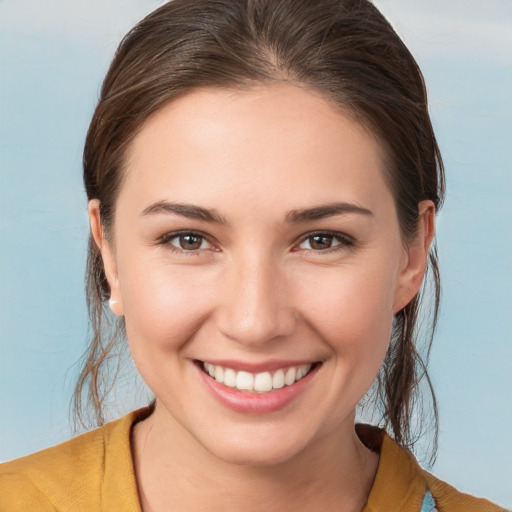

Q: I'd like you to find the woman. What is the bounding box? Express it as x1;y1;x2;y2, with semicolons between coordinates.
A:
0;0;506;510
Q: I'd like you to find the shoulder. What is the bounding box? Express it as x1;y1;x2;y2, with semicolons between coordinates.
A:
0;422;109;510
0;409;144;511
421;470;508;512
357;424;507;512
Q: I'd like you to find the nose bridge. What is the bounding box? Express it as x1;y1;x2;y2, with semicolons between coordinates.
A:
217;249;295;346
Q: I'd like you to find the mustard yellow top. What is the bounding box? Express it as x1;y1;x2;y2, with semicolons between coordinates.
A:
0;407;505;512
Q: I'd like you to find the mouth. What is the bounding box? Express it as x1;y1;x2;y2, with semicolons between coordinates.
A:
197;360;321;394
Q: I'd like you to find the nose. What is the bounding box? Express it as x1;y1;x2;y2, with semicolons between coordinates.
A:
215;252;297;347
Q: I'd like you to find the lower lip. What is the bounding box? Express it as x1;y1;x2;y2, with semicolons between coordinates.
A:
198;364;319;414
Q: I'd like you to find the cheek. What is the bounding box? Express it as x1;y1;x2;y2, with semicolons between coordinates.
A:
118;258;214;354
296;263;397;347
294;262;398;400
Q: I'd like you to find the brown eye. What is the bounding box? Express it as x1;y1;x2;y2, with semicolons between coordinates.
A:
309;234;334;250
162;231;212;252
298;232;352;252
178;234;203;250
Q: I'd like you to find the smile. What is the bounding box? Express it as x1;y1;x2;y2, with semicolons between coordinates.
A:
202;362;313;394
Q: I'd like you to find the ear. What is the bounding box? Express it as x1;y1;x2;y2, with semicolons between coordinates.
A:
88;200;124;316
393;200;436;313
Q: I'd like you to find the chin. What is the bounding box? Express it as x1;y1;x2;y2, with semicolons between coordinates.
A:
190;418;326;468
205;436;310;467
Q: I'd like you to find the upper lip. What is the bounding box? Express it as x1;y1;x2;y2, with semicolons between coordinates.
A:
196;359;321;373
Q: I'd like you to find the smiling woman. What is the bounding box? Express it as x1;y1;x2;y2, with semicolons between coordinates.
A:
0;0;507;511
90;85;429;475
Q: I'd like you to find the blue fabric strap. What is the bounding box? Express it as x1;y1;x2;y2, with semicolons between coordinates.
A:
420;489;438;512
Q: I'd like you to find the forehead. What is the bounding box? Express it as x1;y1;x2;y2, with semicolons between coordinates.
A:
121;84;392;218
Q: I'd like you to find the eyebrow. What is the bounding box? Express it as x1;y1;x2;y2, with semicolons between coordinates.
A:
285;202;373;223
140;200;372;225
140;201;228;224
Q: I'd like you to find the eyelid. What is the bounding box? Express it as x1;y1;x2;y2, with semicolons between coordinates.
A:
294;230;355;252
158;230;218;252
156;229;354;254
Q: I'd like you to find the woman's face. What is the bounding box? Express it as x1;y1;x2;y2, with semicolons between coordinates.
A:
91;85;432;465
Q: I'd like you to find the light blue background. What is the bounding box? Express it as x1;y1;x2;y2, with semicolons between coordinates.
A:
1;0;511;506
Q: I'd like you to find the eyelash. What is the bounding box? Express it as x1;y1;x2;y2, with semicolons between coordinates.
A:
295;231;355;254
158;230;354;255
158;230;216;255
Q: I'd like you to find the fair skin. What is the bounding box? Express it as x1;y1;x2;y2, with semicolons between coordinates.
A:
89;84;435;512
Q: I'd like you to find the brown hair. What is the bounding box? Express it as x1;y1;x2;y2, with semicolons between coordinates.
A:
76;0;444;460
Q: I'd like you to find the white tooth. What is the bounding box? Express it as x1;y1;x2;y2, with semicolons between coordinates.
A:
254;372;273;392
207;364;215;377
284;367;296;386
236;371;254;391
224;368;236;387
214;365;224;383
297;364;310;380
272;369;285;389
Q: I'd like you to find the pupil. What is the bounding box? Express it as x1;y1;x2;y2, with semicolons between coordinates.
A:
311;235;332;250
180;235;201;250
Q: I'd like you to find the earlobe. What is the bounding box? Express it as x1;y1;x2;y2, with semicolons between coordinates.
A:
393;200;436;313
88;200;125;316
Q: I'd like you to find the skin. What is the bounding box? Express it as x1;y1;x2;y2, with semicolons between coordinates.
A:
89;84;435;512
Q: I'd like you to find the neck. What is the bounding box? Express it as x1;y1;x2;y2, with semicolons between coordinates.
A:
132;403;379;512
